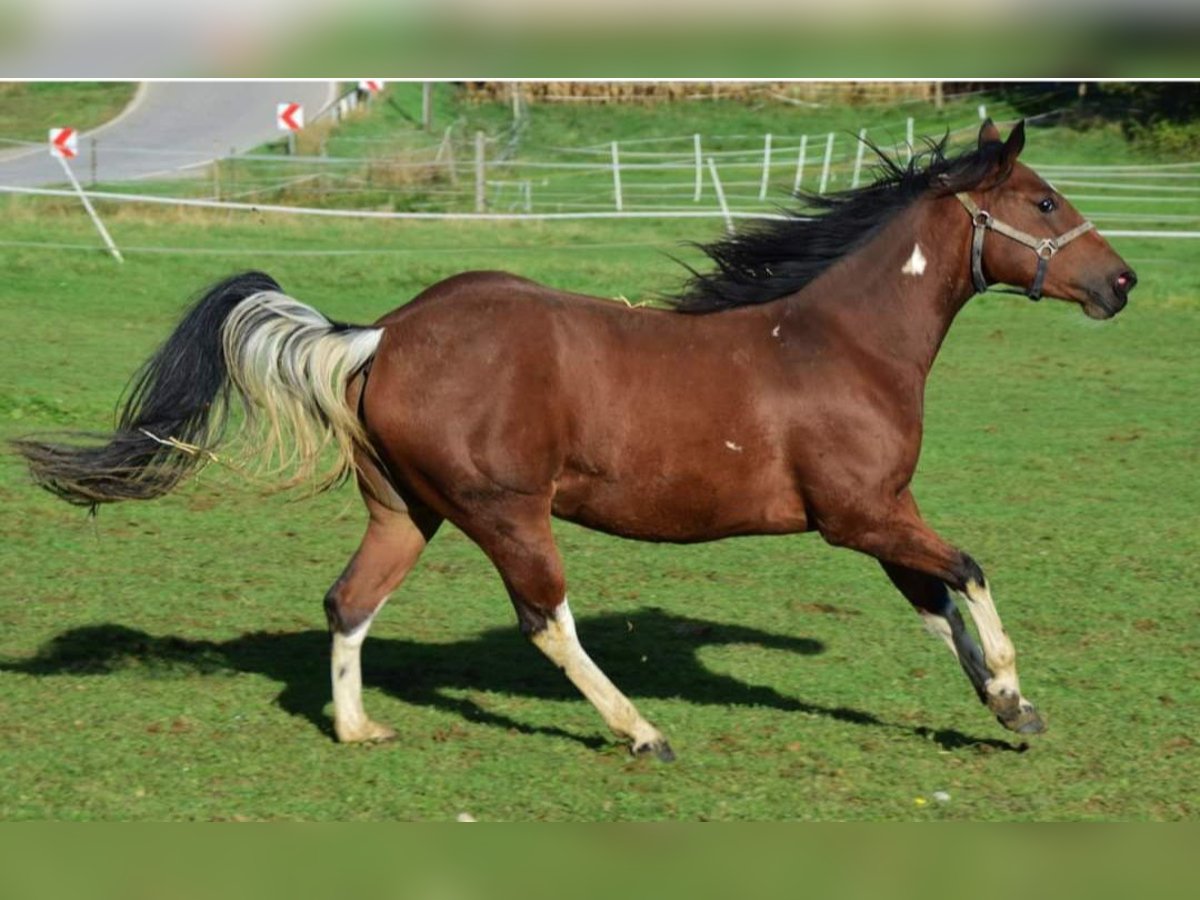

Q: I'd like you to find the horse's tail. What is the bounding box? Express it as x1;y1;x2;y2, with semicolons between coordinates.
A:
11;271;383;507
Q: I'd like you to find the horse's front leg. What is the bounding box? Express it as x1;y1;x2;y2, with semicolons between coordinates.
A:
821;491;1045;735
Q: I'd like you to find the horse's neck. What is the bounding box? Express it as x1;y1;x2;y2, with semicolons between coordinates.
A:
797;197;974;377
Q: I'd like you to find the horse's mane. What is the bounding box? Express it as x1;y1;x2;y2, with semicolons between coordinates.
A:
669;135;1008;314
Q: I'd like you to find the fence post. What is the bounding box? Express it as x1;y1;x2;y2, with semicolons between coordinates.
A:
758;132;773;201
611;141;623;212
212;142;221;200
792;134;807;194
851;128;867;188
89;137;97;186
905;116;914;162
438;126;458;185
934;80;944;110
511;83;523;123
978;104;988;121
693;133;703;202
474;131;486;212
707;157;733;234
818;132;834;194
422;82;433;130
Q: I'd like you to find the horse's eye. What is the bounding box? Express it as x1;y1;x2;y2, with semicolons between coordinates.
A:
1038;197;1056;214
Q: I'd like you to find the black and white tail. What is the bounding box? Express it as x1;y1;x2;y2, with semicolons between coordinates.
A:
12;271;382;507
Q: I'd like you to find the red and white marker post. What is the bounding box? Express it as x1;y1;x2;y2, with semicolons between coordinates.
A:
49;126;122;263
276;102;303;154
358;80;384;95
49;127;78;159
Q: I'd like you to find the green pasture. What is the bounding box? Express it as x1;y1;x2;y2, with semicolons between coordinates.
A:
0;82;137;145
0;201;1197;821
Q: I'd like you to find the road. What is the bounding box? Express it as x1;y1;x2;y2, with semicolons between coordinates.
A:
0;81;339;187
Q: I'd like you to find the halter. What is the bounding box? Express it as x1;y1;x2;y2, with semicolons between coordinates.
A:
955;192;1095;301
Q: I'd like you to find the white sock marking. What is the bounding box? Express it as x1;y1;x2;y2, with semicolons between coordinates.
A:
532;598;662;747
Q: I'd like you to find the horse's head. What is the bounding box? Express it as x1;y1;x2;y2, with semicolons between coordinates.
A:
954;120;1137;319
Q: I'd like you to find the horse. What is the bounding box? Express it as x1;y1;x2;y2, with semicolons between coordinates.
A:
13;120;1137;760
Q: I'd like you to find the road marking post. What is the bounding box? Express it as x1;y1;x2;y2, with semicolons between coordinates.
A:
49;127;77;159
54;154;123;263
277;102;303;155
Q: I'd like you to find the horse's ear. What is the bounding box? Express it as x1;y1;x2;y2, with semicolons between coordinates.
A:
1001;119;1027;166
978;118;1001;148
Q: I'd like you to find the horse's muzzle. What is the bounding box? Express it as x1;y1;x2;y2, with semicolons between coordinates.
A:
1083;268;1137;319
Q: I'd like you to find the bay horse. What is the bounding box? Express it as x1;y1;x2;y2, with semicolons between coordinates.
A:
14;121;1136;760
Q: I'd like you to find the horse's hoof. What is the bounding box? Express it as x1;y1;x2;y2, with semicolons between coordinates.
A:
336;719;397;744
987;689;1045;735
632;738;676;762
995;702;1045;735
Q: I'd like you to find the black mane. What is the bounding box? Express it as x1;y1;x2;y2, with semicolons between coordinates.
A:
670;135;1007;313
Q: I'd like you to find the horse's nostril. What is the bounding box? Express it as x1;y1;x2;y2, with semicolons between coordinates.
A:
1116;270;1137;292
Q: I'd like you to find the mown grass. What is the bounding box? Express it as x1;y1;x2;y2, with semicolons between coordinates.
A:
0;90;1197;820
0;82;138;145
0;201;1196;821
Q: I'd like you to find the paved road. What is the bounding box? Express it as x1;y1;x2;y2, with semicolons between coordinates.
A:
0;81;338;187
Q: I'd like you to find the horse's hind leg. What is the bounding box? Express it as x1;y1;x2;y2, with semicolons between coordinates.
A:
881;562;991;704
470;505;673;760
325;494;441;743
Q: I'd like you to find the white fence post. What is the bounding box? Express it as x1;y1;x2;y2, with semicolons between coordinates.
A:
707;157;733;234
422;82;433;130
792;134;807;194
474;131;486;213
978;104;988;120
56;155;122;262
758;132;773;201
905;116;914;162
693;133;703;202
818;132;834;194
851;128;867;188
611;141;623;212
437;126;458;185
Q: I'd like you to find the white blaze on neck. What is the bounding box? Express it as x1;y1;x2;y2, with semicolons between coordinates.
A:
901;242;927;277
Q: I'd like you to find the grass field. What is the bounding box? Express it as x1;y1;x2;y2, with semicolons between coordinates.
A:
0;82;137;146
0;88;1197;820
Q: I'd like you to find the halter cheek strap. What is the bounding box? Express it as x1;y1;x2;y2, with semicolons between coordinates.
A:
955;192;1095;301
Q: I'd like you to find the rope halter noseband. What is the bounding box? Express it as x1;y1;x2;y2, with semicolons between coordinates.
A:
955;192;1095;301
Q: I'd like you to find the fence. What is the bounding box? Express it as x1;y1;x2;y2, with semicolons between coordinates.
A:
3;105;1200;241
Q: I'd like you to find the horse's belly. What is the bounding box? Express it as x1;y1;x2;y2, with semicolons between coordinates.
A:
551;469;808;543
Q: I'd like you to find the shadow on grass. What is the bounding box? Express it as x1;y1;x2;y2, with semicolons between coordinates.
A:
0;606;1024;753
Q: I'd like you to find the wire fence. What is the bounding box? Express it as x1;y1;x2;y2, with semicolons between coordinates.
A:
3;102;1200;241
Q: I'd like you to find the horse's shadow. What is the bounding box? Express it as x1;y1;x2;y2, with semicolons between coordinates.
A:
0;607;1024;753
